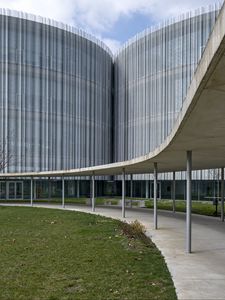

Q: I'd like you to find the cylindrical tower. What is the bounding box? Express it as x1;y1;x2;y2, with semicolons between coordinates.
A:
0;9;113;172
113;6;220;164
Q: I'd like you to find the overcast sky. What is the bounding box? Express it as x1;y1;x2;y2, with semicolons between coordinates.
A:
0;0;220;52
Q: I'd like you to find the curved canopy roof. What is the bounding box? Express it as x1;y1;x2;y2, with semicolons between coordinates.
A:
2;3;225;178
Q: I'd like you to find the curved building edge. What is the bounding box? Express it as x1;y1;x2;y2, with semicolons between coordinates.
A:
0;8;113;57
1;1;225;177
0;4;224;188
0;10;113;173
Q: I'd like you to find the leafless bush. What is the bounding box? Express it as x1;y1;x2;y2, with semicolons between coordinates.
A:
120;220;153;246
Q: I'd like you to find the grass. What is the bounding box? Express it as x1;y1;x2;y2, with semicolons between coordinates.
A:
0;198;90;205
0;197;119;206
145;199;224;217
0;206;177;300
1;196;223;217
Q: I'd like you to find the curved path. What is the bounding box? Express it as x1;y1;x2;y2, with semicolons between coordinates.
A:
2;203;225;300
1;4;225;297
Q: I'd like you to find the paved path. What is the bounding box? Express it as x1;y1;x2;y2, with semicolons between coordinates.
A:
1;203;225;300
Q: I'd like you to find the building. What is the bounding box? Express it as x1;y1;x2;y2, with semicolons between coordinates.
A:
0;5;222;200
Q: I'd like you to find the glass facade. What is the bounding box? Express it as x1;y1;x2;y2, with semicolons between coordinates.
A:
0;6;223;199
113;10;218;161
0;10;113;173
114;5;220;181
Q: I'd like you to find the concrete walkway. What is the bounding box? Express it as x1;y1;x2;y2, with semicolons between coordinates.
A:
2;203;225;300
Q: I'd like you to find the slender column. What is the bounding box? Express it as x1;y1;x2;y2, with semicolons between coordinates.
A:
48;177;51;202
150;179;152;199
30;177;33;206
4;177;6;200
22;178;24;201
197;171;201;201
34;180;36;200
62;176;65;208
159;181;162;199
172;171;176;213
145;180;149;199
76;180;80;198
221;167;224;222
122;169;125;218
92;173;95;212
130;174;133;197
154;163;158;229
130;174;133;207
186;151;192;253
197;180;200;201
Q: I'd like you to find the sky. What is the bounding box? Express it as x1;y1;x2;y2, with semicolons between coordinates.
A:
0;0;220;53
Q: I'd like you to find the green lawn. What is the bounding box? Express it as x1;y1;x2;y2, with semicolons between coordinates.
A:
0;206;177;300
0;198;119;206
1;196;222;217
145;199;223;217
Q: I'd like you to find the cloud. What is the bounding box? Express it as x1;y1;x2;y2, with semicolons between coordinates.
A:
0;0;218;31
148;0;220;21
67;0;152;32
0;0;151;31
0;0;76;26
102;38;122;54
0;0;221;52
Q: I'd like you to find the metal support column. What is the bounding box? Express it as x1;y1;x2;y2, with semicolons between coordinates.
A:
130;174;133;207
172;171;176;213
130;174;133;197
62;176;65;208
154;162;158;229
197;171;201;201
145;180;149;199
221;167;224;222
92;173;95;212
122;169;125;218
48;177;51;202
4;177;6;201
34;180;36;200
30;177;33;206
186;151;192;253
76;180;80;198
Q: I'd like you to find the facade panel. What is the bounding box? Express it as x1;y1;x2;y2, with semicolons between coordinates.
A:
113;5;220;180
0;12;113;173
0;6;223;187
114;7;220;162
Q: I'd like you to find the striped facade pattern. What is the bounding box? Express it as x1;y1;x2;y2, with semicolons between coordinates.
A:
114;6;220;162
113;5;220;180
0;10;113;173
0;6;222;181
